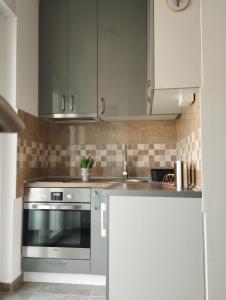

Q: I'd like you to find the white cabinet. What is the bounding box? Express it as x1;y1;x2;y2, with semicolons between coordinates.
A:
154;0;201;89
108;196;204;300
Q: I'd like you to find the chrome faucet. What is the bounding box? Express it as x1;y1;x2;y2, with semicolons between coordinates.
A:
122;144;128;179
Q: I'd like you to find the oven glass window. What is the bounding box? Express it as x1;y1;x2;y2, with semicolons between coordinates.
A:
23;209;90;248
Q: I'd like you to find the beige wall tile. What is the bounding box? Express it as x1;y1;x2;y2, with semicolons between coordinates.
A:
18;107;202;189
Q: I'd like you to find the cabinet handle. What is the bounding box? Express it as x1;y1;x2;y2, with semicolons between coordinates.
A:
70;95;75;112
100;98;106;115
46;260;66;265
146;83;154;115
61;95;66;112
93;190;100;211
101;202;106;237
146;97;153;115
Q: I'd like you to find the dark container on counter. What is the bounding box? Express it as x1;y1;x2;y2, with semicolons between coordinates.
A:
151;168;174;182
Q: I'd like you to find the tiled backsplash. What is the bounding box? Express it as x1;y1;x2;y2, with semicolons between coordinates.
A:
17;110;49;197
17;139;48;169
176;94;202;186
17;95;202;196
177;128;202;171
17;140;177;170
48;143;177;169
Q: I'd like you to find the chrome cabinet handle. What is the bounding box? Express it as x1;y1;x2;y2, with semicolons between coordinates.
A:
100;98;106;115
146;97;153;115
101;202;106;237
93;190;100;211
70;95;75;112
61;95;66;112
46;260;66;265
146;82;154;115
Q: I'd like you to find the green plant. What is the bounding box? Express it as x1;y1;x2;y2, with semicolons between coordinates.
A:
80;156;94;169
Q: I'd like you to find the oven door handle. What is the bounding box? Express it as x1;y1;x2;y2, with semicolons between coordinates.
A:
24;203;90;210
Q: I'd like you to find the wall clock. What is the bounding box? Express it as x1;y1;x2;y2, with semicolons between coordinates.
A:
166;0;190;11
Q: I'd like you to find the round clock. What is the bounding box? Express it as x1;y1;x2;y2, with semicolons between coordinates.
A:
166;0;190;11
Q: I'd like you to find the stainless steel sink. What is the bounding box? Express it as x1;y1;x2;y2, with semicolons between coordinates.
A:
124;178;149;183
112;178;149;183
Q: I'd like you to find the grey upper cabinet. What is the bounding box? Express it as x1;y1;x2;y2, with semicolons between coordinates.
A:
39;0;149;120
98;0;147;120
39;0;68;116
68;0;98;116
39;0;98;118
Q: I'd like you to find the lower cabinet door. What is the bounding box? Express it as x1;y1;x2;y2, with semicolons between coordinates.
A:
108;196;205;300
91;189;107;275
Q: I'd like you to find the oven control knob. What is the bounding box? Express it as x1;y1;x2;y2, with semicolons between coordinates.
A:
66;194;72;200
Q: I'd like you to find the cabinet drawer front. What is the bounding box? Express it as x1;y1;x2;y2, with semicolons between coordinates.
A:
22;258;90;274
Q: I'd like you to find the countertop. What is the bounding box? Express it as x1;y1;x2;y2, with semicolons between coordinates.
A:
104;182;202;198
24;179;114;189
24;177;202;198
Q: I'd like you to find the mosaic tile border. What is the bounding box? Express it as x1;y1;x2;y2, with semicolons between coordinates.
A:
17;140;177;169
17;138;48;169
48;143;177;169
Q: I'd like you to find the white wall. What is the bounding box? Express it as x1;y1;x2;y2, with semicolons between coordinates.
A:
16;0;39;116
0;3;19;283
0;0;39;284
3;0;16;14
201;1;226;299
0;10;5;282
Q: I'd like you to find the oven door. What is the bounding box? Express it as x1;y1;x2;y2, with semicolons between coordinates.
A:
22;203;91;260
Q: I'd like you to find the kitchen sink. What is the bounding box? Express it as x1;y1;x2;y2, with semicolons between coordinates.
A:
110;178;149;183
123;178;149;183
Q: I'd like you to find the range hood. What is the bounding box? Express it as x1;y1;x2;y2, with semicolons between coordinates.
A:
0;95;25;133
40;113;100;123
150;88;197;120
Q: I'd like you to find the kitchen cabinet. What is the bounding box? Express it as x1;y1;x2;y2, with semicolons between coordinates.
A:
108;195;204;300
39;0;67;116
91;189;107;275
98;0;148;120
154;0;201;89
39;0;98;118
22;258;90;274
68;0;97;116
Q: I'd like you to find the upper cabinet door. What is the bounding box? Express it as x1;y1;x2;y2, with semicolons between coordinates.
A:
98;0;147;119
154;0;201;89
39;0;68;116
68;0;98;116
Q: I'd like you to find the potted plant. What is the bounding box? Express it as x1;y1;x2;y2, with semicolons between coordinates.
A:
80;156;95;182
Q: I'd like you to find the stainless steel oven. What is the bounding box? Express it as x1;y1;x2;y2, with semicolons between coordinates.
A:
22;188;91;260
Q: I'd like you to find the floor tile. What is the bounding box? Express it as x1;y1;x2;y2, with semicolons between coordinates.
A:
0;292;33;300
38;283;71;295
17;282;42;293
0;283;104;300
38;283;93;296
90;286;106;297
68;285;93;296
29;293;58;300
54;295;89;300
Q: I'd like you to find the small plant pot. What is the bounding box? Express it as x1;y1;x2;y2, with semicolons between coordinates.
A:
81;168;91;182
